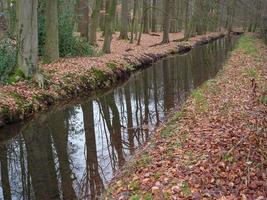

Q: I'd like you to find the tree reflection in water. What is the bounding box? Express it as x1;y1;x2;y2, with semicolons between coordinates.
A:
0;37;236;200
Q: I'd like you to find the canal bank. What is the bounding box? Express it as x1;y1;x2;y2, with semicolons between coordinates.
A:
0;35;239;199
0;32;228;127
104;35;267;199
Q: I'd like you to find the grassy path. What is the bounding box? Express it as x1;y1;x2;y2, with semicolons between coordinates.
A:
105;35;267;200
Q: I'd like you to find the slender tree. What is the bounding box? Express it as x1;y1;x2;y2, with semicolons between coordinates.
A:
130;0;138;43
169;0;178;33
0;0;8;39
89;0;102;46
225;0;237;33
102;0;117;53
184;0;190;39
162;0;170;43
143;0;149;33
119;0;129;39
77;0;89;40
44;0;59;63
151;0;157;32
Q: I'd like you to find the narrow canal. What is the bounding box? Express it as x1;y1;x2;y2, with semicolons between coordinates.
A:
0;36;237;200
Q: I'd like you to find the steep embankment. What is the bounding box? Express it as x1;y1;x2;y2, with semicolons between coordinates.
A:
105;35;267;199
0;32;226;127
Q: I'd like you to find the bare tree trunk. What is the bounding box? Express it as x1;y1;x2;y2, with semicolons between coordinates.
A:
143;0;149;33
119;0;129;39
77;0;89;40
102;0;117;53
169;0;178;33
0;0;8;39
225;0;236;33
89;0;102;46
184;0;190;39
44;0;59;63
262;1;267;42
162;0;170;43
151;0;157;32
130;0;138;43
17;0;39;78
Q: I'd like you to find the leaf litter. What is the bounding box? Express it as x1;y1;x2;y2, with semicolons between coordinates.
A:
105;35;267;200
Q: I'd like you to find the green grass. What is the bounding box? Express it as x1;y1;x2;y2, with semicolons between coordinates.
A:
192;89;208;111
161;124;176;138
130;195;140;200
192;89;206;104
135;152;152;168
6;68;25;84
153;172;161;180
245;67;259;79
129;181;140;191
236;35;259;55
143;193;153;200
171;111;183;122
181;181;192;197
106;61;118;71
260;95;267;105
174;139;182;148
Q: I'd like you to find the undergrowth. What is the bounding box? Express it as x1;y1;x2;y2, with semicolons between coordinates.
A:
0;38;17;83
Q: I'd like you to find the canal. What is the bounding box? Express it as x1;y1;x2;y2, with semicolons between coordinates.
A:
0;36;237;200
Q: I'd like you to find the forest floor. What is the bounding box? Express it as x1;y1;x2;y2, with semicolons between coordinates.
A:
105;35;267;200
0;31;226;127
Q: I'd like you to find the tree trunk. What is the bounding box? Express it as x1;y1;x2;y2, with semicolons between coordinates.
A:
184;0;190;39
143;0;149;33
119;0;129;39
151;0;157;32
89;0;102;46
44;0;59;63
130;0;138;43
0;0;8;39
169;0;178;33
226;0;236;33
77;0;89;40
162;0;170;43
102;0;117;53
17;0;39;78
194;0;206;35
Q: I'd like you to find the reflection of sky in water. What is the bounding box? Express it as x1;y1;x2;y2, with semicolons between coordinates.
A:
68;91;165;194
67;106;86;195
0;37;237;200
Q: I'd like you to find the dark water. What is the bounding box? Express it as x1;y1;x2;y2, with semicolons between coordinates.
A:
0;37;237;200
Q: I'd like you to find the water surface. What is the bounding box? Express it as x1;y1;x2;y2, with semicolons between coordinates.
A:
0;37;237;200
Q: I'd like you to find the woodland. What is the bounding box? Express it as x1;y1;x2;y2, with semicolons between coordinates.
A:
0;0;266;200
0;0;266;83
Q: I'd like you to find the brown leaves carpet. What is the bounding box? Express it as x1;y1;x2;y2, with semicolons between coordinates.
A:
106;35;267;200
